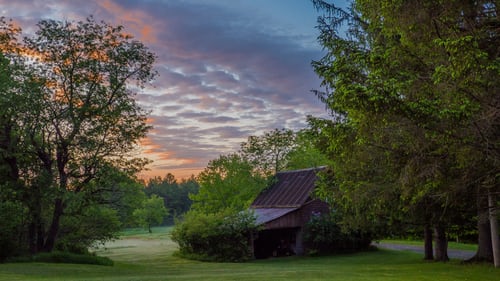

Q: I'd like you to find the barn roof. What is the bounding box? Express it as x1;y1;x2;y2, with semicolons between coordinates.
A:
251;167;325;208
251;208;297;225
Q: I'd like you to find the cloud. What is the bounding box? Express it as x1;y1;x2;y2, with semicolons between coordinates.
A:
0;0;328;179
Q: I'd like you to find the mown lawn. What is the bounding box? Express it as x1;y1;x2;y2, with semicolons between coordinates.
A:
0;227;497;281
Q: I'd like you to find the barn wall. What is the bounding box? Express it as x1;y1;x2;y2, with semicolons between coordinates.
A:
263;199;330;230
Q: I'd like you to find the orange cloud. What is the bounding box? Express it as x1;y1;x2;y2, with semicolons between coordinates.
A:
139;166;203;181
97;0;158;44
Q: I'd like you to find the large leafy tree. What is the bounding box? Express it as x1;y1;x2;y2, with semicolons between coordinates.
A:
239;128;296;175
311;0;499;263
191;153;269;213
0;16;156;254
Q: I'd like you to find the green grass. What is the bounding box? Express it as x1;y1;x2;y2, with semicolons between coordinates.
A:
380;239;478;251
0;227;497;281
118;226;173;239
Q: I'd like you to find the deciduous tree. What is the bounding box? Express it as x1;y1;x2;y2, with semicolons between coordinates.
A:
134;195;168;233
240;128;296;175
0;16;156;254
191;153;269;213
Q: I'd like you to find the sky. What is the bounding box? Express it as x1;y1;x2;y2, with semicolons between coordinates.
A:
1;0;348;180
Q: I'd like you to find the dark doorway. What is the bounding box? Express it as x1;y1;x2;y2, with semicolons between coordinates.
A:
253;228;298;259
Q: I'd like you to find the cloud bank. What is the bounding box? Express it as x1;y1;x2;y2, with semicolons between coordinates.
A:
1;0;329;179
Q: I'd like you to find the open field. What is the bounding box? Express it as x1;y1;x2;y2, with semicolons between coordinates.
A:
0;227;498;281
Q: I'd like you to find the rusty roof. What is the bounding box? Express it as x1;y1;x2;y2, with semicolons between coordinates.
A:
251;167;325;208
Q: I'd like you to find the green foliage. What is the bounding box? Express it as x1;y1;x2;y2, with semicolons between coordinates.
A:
56;204;121;254
145;174;199;224
286;129;331;170
0;199;26;261
240;128;297;174
88;167;147;227
191;153;269;213
171;210;257;262
303;214;372;255
133;195;168;233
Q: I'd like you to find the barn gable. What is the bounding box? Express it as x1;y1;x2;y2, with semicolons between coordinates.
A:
249;167;330;258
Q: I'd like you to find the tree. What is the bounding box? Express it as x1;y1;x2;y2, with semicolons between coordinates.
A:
286;128;330;170
0;16;156;255
134;195;168;233
240;128;296;175
310;0;499;263
26;16;156;252
191;153;269;214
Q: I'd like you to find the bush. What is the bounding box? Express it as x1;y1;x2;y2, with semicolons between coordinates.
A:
172;210;257;262
303;214;372;255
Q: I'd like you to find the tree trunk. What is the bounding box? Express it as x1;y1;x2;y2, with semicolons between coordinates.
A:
488;191;500;267
36;220;44;252
28;184;44;254
28;222;36;254
434;225;449;262
424;224;434;260
468;193;493;262
148;224;152;234
42;198;64;252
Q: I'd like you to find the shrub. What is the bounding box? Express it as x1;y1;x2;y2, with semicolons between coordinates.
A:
172;210;257;262
303;214;372;255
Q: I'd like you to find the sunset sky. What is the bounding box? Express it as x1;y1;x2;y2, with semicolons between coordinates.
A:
1;0;348;180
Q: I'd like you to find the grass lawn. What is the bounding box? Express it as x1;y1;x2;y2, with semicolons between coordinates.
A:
0;227;497;281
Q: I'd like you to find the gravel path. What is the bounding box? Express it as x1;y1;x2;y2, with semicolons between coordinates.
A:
374;242;476;260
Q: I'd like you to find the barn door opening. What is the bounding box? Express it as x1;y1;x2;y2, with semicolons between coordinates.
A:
253;227;300;259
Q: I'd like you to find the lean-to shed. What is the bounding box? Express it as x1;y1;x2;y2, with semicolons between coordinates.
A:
250;167;329;258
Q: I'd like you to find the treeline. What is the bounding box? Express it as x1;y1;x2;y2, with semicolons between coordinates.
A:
144;173;199;225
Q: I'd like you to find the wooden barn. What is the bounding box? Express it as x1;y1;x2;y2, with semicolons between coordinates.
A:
250;167;330;258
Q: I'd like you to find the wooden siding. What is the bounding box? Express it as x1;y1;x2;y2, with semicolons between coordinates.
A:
262;199;330;230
